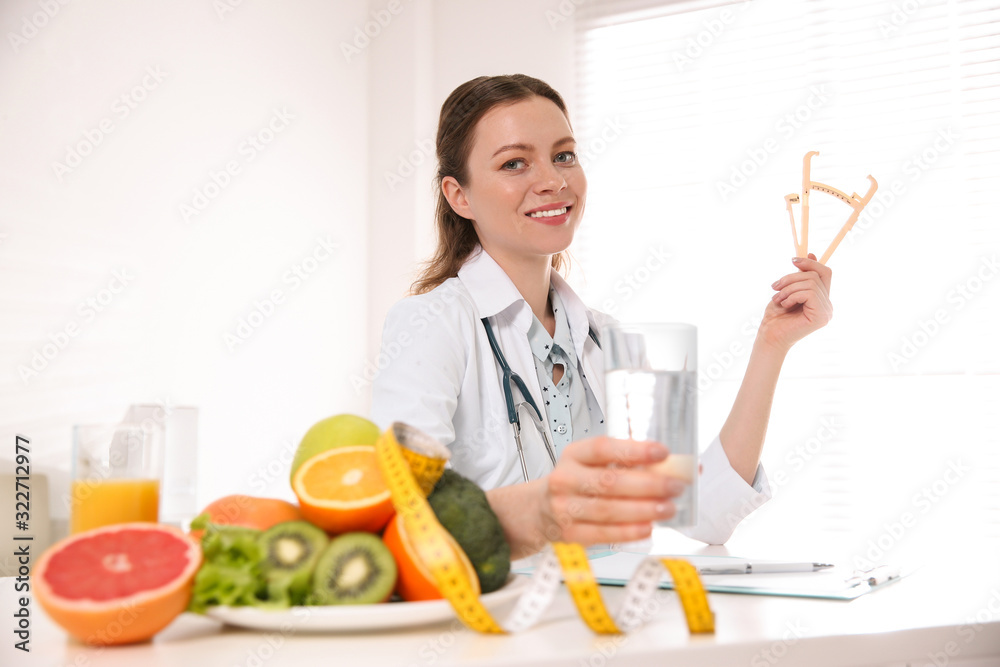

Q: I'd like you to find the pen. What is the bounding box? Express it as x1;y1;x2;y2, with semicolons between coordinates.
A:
698;562;834;575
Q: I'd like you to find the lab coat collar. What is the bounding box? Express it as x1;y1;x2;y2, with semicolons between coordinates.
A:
457;246;599;357
457;247;532;331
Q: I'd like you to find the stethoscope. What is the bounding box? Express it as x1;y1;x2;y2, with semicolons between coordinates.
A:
480;317;601;482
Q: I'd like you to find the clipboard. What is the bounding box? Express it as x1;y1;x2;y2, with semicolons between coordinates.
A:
513;550;905;601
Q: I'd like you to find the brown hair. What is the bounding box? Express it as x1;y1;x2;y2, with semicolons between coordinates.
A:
411;74;572;295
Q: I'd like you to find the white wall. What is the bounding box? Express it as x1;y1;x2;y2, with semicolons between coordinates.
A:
0;0;370;521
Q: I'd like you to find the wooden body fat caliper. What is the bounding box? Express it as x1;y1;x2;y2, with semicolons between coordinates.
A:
784;150;878;264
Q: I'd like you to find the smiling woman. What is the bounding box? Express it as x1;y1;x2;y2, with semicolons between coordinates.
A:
371;74;833;559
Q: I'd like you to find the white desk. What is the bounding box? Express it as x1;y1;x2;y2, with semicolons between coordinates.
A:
5;531;999;667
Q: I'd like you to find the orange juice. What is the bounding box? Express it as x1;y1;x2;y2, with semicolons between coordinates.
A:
70;478;160;534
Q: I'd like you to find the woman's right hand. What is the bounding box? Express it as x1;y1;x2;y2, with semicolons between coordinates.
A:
540;436;687;546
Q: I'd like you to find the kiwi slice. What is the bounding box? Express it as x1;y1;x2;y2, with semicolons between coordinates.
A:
259;520;329;606
310;532;397;605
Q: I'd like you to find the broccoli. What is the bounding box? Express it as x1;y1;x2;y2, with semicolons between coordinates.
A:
427;469;511;593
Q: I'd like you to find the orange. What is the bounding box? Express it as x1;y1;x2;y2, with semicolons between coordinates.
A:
382;513;480;602
189;494;302;540
292;445;395;534
34;523;201;646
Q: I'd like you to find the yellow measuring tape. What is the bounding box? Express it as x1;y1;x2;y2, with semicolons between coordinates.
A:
375;422;715;636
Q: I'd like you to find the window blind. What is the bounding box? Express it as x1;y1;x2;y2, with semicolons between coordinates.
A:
571;0;1000;551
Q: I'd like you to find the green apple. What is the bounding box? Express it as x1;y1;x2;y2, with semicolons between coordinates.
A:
290;414;382;484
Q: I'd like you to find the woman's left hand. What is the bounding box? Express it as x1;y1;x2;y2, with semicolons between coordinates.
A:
760;253;833;352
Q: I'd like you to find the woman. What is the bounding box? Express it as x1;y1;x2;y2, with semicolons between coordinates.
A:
372;74;832;559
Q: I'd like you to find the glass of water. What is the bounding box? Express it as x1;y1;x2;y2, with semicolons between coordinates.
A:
603;323;698;528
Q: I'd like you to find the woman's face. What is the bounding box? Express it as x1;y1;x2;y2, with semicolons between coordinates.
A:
444;95;587;265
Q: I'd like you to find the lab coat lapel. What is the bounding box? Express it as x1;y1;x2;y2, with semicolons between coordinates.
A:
458;248;549;475
456;248;522;319
458;247;544;416
581;341;605;422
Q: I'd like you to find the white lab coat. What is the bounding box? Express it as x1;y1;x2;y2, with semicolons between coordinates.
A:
371;247;771;544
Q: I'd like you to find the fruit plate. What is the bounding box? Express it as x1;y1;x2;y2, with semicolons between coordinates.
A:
203;574;531;632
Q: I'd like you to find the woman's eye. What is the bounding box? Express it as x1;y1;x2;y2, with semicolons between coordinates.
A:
502;159;526;170
554;151;577;164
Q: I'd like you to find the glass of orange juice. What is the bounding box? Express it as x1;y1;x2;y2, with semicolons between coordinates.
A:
70;424;162;533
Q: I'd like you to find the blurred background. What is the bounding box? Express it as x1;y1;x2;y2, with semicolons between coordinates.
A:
1;0;997;568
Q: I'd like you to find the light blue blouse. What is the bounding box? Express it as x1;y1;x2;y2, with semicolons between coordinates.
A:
526;287;603;455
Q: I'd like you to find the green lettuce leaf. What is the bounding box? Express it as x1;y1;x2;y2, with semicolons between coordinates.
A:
187;520;275;613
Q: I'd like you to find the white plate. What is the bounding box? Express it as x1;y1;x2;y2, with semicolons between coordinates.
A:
203;575;531;632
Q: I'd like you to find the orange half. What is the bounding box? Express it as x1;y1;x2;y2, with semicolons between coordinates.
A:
292;445;395;534
383;513;480;602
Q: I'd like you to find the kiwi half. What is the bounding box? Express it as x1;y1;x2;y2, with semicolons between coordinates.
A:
310;532;397;605
259;520;329;606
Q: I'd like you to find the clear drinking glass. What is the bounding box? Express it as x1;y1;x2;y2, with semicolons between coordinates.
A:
70;424;162;533
603;323;698;528
122;404;199;527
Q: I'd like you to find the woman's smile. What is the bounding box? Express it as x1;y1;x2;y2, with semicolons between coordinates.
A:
525;202;573;225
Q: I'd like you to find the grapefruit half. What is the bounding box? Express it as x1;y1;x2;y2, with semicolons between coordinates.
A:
34;522;201;646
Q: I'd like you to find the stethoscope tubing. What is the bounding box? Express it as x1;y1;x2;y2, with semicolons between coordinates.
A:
480;317;543;425
480;316;600;481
